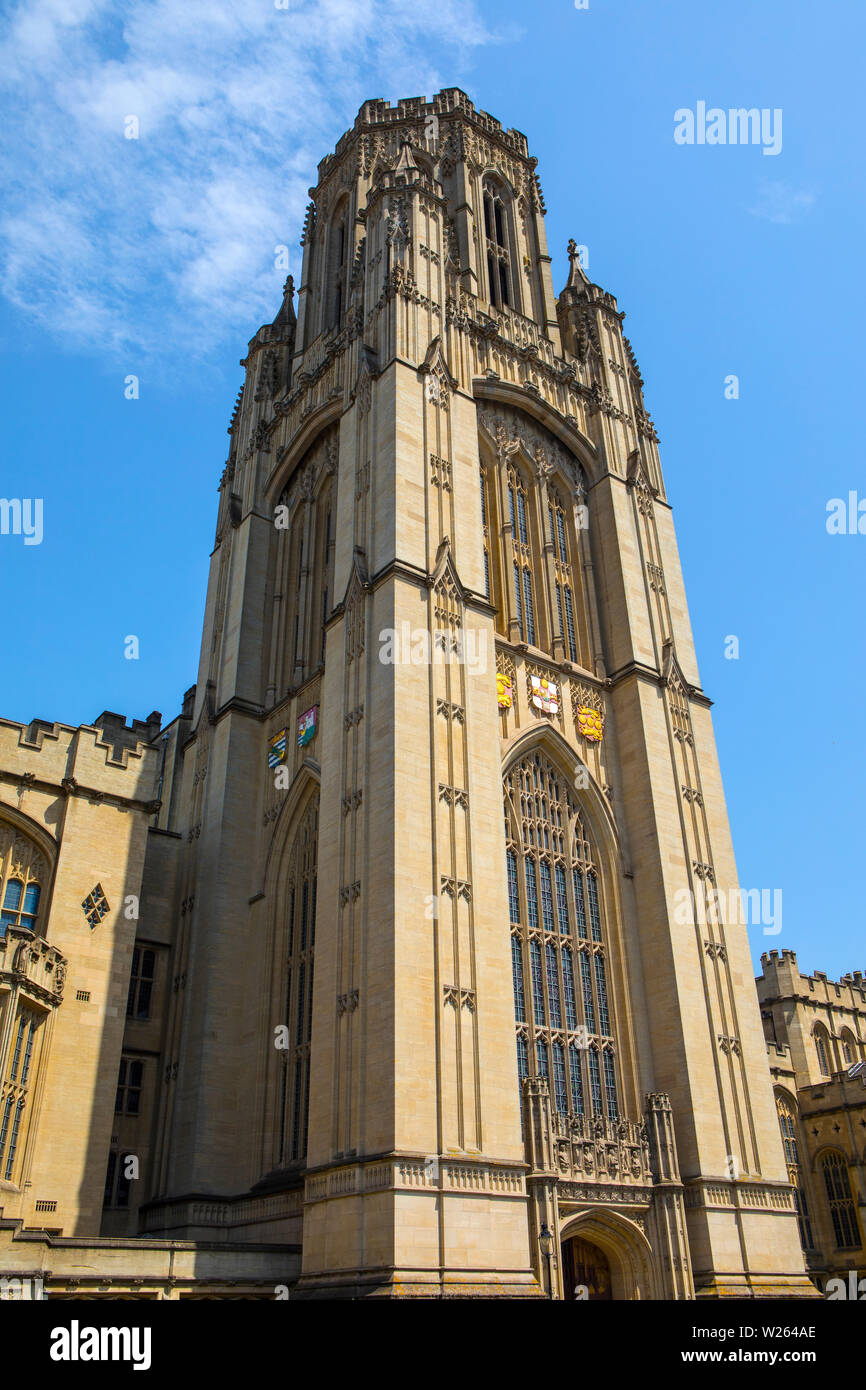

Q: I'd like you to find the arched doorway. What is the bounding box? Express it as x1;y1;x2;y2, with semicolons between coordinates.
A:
558;1209;658;1300
561;1235;612;1300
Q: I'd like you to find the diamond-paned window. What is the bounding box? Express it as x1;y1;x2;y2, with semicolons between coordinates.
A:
82;884;110;929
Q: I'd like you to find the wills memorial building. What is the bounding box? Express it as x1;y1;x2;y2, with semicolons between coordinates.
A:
0;90;818;1300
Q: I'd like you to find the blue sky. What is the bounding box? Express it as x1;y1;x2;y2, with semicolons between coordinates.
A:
1;0;863;979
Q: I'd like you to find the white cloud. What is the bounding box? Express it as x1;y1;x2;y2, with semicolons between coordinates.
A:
748;180;815;226
0;0;495;363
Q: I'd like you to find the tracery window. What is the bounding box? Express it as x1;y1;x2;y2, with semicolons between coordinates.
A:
0;1005;44;1183
821;1151;861;1249
814;1026;832;1077
505;750;619;1121
776;1092;813;1250
549;487;578;663
508;463;535;645
483;180;515;310
326;200;349;331
277;799;317;1166
0;825;45;938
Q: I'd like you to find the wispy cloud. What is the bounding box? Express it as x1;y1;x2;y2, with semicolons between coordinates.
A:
0;0;495;362
748;179;815;225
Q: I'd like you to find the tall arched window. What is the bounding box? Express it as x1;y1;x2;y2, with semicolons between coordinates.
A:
277;798;318;1166
325;201;349;331
508;462;535;645
549;485;578;663
482;179;516;311
821;1151;861;1249
840;1029;858;1066
0;825;45;938
505;750;618;1121
814;1026;832;1077
776;1092;813;1250
0;1004;44;1183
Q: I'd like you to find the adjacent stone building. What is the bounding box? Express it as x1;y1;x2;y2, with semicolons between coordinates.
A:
0;89;819;1299
758;950;866;1293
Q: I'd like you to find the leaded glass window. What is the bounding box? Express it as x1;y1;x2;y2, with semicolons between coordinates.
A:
569;1042;584;1115
815;1028;831;1077
822;1151;860;1249
588;1049;603;1114
512;936;526;1024
581;952;596;1033
522;569;536;646
277;798;317;1167
504;749;620;1123
508;465;536;645
546;942;562;1027
1;1006;43;1184
603;1048;619;1119
552;1042;568;1114
555;864;568;932
563;587;577;663
530;939;545;1026
507;851;520;922
776;1093;814;1251
562;946;577;1029
540;862;554;932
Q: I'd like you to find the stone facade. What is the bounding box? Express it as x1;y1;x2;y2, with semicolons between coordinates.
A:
0;90;818;1299
758;950;866;1292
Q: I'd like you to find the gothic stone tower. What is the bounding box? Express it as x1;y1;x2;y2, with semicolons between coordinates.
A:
144;89;815;1299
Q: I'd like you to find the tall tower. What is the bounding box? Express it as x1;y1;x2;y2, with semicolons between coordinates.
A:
139;90;815;1299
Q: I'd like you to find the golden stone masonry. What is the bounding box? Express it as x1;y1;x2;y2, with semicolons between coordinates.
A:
1;90;860;1299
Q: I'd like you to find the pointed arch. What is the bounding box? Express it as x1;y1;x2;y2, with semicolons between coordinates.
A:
324;193;351;332
0;816;53;939
261;771;320;1177
558;1208;659;1300
812;1022;833;1077
480;171;521;313
774;1086;815;1252
477;403;597;665
502;731;626;1127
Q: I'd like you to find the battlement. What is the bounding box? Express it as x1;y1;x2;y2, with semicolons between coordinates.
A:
758;949;866;1009
92;710;162;754
319;87;531;181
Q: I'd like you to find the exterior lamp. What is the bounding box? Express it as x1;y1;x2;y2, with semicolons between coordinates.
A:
539;1222;555;1298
